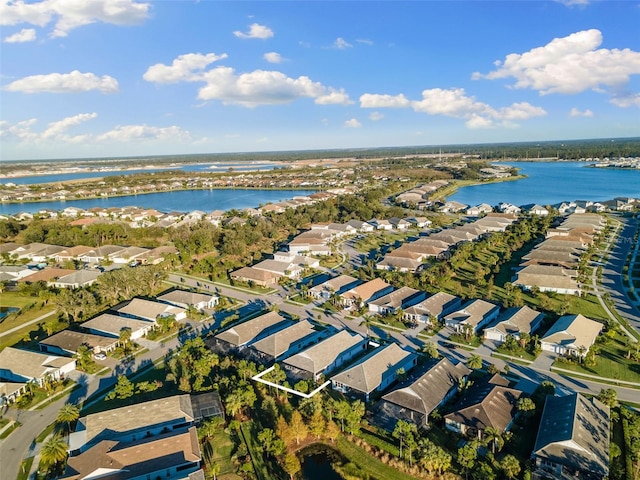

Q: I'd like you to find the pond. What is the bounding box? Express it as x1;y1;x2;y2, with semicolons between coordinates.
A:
300;444;345;480
0;306;19;320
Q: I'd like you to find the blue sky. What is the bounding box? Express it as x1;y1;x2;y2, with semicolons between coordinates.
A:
1;0;639;161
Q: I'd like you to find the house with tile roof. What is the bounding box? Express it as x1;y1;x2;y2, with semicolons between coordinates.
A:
532;393;609;480
0;347;76;386
367;287;426;315
540;314;603;357
331;343;417;402
339;278;394;309
308;275;361;300
283;330;367;381
444;299;500;335
484;306;545;343
376;358;471;429
211;311;292;354
403;292;462;327
248;320;327;363
115;297;187;322
444;382;523;440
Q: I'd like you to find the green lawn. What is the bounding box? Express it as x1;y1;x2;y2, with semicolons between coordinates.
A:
336;436;421;480
353;230;414;254
552;334;640;384
240;422;272;480
17;457;34;480
202;428;237;477
494;344;537;362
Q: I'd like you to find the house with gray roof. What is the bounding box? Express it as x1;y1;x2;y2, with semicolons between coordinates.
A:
532;393;609;480
308;275;361;300
367;287;426;315
540;314;603;357
484;306;545;343
0;347;76;386
331;343;417;402
115;297;187;322
376;358;471;429
444;382;523;440
514;264;580;295
403;292;462;327
69;394;196;453
49;270;101;289
444;299;500;335
248;320;327;363
283;330;367;381
81;313;154;341
157;289;219;311
211;311;292;354
39;330;119;356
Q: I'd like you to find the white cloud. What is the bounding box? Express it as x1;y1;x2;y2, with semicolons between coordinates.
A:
143;53;227;84
0;0;151;38
569;107;594;117
4;70;119;93
263;52;284;64
356;39;373;46
233;23;273;39
610;93;640;108
315;88;353;105
96;124;191;142
360;93;410;108
369;112;384;121
42;112;97;139
555;0;590;6
344;118;361;128
333;37;352;49
472;29;640;96
361;87;546;128
1;113;191;144
144;52;350;108
3;27;36;43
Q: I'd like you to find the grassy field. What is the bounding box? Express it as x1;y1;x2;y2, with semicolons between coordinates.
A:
552;333;640;383
336;436;422;480
0;292;57;333
353;230;415;254
202;428;238;478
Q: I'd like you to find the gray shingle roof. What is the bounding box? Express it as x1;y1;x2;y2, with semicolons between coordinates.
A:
533;393;609;477
381;358;470;415
283;330;365;375
215;311;290;347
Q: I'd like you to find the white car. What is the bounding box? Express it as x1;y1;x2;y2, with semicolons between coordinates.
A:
93;352;107;360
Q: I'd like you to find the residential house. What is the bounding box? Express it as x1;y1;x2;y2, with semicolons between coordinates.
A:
444;299;501;335
63;427;203;480
252;259;303;279
484;306;545;343
540;314;603;357
20;268;76;284
0;265;34;282
405;216;431;229
368;218;393;230
466;203;493;216
81;313;155;341
375;255;422;273
0;347;76;386
283;330;367;381
55;245;95;263
339;278;394;309
331;343;417;402
388;217;411;230
50;270;102;289
439;201;468;213
115;298;187;322
211;311;292;354
307;275;361;301
367;287;426;315
532;393;609;480
403;292;462;326
39;330;119;356
68;394;197;453
108;246;149;264
377;358;471;429
157;290;219;311
514;265;581;295
230;266;281;287
346;219;375;233
248;320;327;363
523;204;550;216
444;381;523;440
79;245;126;264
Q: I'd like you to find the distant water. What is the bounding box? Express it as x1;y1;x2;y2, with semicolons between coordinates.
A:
1;162;279;185
449;162;640;206
0;189;318;215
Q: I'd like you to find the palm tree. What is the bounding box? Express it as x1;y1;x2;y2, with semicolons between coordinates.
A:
483;426;504;454
56;403;80;437
40;435;68;471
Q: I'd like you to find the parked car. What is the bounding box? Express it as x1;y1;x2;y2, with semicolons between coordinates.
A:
93;352;107;360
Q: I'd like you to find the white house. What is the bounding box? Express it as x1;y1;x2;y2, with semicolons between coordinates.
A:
540;314;603;357
484;306;544;343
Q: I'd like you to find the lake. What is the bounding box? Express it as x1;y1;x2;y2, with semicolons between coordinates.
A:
449;162;640;206
0;189;318;215
1;162;279;185
300;445;346;480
